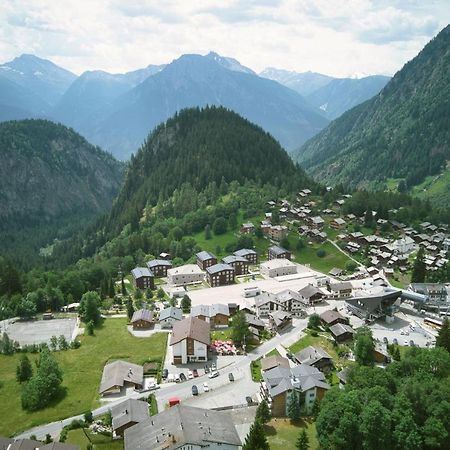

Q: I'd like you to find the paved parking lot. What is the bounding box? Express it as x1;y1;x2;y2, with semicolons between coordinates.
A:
4;318;77;346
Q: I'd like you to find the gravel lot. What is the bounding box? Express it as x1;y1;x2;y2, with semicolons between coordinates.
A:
5;318;77;346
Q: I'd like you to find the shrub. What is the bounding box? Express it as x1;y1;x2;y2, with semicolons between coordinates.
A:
84;410;93;423
316;249;326;258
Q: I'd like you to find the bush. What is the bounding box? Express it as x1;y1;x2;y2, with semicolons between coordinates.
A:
212;217;228;235
310;330;318;337
345;261;357;273
84;410;93;423
70;340;81;349
308;313;321;330
316;249;326;258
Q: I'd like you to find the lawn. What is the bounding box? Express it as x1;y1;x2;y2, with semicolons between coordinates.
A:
251;358;263;382
265;418;318;450
265;348;280;357
211;327;234;341
65;428;124;449
287;232;352;273
0;318;167;436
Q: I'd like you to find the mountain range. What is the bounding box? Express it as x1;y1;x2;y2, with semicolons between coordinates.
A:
0;52;389;160
260;68;390;119
297;25;450;207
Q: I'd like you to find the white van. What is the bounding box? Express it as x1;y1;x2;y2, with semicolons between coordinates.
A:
243;286;261;297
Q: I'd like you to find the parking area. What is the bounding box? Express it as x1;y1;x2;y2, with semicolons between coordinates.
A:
4;318;77;346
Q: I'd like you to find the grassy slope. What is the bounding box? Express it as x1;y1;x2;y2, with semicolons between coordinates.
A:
266;418;318;450
66;428;124;449
0;318;167;436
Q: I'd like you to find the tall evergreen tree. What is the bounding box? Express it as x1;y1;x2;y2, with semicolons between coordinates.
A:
287;390;301;420
204;224;212;240
255;399;271;424
16;354;33;383
126;297;134;321
411;247;427;283
242;419;269;450
296;429;310;450
436;318;450;353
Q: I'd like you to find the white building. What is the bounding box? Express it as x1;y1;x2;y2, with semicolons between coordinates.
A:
167;264;205;286
392;236;416;254
260;259;298;278
158;307;183;329
170;317;210;364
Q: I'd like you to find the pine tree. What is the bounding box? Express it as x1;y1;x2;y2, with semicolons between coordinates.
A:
108;278;115;298
126;297;135;321
255;399;271;424
436;318;450;353
204;224;212;240
242;419;269;450
296;429;310;450
16;354;33;382
411;247;426;283
287;390;301;420
121;276;127;295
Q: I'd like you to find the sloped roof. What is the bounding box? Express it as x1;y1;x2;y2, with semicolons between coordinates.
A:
275;289;302;304
99;360;143;394
298;284;323;299
320;309;345;324
196;251;216;261
170;317;210;346
206;263;234;274
268;245;289;255
147;259;172;268
294;346;333;366
159;307;183;322
222;255;248;264
261;355;290;371
131;309;154;323
191;304;229;318
234;248;257;257
124;405;241;449
131;267;153;279
329;323;355;338
112;399;149;431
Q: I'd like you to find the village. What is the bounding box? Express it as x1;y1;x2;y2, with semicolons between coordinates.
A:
4;186;449;450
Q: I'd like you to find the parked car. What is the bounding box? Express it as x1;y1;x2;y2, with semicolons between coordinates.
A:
192;385;198;396
204;365;210;374
162;369;168;379
211;362;217;371
286;352;294;361
383;337;388;344
228;372;234;382
167;373;175;383
246;396;253;405
403;340;409;346
179;372;187;382
203;382;209;392
187;370;193;380
174;374;181;383
409;340;415;347
208;371;219;379
193;369;199;378
393;338;398;345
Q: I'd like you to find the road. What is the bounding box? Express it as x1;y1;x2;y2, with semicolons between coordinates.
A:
16;318;309;440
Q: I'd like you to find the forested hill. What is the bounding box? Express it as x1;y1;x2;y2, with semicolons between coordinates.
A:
296;25;450;204
0;119;124;229
107;106;315;235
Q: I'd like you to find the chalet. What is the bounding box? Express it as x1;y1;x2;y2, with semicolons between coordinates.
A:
170;317;210;364
294;346;333;373
261;220;272;234
158;306;183;328
309;229;327;243
334;199;345;207
146;259;172;277
255;292;283;317
330;218;346;229
408;283;448;302
275;289;306;317
329;323;355;343
206;263;235;287
269;310;292;331
111;398;149;437
261;364;329;416
374;342;390;364
260;258;297;278
196;251;217;270
167;264;205;286
240;222;255;234
310;216;325;229
245;313;266;331
269;225;288;241
328;267;343;277
234;248;258;264
124;405;242;450
328;281;353;299
298;284;326;305
131;309;154;329
159;252;170;260
268;245;291;260
99;360;143;396
320;309;347;327
261;355;290;372
131;267;154;290
191;304;230;327
222;255;250;275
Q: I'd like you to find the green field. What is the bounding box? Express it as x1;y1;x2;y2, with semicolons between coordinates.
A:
0;318;167;436
210;327;234;341
66;428;124;449
265;418;318;450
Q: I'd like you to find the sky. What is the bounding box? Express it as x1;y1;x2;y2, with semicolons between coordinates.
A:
0;0;448;77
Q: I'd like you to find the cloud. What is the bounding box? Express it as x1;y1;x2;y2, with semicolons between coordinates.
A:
0;0;448;77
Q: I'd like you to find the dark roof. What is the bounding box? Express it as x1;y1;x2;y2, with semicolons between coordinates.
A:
206;263;234;275
124;405;241;449
320;310;345;324
131;309;154;323
196;251;216;261
295;346;333;366
298;284;323;299
112;399;150;431
222;255;248;264
270;310;292;327
131;267;153;279
147;259;172;268
329;323;355;338
245;313;265;328
170;317;211;346
330;281;353;291
268;245;289;255
8;440;40;450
